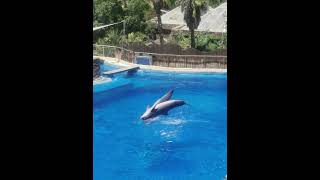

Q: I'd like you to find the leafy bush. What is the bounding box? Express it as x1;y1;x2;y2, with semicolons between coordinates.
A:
173;32;227;51
96;30;124;46
145;22;157;40
128;32;148;43
174;32;191;49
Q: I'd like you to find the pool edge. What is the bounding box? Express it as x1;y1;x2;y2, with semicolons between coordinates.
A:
94;56;227;74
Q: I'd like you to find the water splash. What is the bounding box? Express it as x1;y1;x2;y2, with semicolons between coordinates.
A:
159;130;178;138
161;119;186;125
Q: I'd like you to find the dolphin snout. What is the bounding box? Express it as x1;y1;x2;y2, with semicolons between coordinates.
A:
140;115;146;120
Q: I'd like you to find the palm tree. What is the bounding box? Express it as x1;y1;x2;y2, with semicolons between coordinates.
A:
180;0;207;48
152;0;165;45
162;0;177;9
208;0;222;7
149;0;177;45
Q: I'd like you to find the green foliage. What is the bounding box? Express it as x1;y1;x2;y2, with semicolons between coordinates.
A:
93;0;124;43
173;32;226;51
97;30;124;46
145;22;157;38
93;0;227;51
128;32;148;43
93;0;124;25
180;0;208;47
174;32;191;48
162;0;178;9
93;0;152;44
208;0;226;7
149;0;178;11
124;0;151;33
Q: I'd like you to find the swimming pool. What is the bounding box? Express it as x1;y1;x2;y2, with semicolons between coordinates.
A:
93;63;227;180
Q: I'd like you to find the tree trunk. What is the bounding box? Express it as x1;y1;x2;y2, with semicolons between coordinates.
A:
156;13;164;45
123;0;127;8
190;28;195;48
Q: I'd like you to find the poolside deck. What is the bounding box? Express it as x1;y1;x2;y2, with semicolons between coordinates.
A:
103;65;140;76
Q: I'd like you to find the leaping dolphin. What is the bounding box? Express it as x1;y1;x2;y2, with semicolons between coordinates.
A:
140;90;186;120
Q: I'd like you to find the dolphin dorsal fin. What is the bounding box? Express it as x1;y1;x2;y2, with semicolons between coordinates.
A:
152;90;174;107
146;105;150;110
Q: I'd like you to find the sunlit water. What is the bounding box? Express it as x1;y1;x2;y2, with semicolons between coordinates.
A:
94;64;227;180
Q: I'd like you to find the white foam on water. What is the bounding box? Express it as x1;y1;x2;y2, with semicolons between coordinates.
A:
160;118;186;125
159;130;178;138
188;120;210;123
160;131;167;136
143;116;160;124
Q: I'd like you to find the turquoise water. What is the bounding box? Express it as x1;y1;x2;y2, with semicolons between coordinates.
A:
93;64;227;180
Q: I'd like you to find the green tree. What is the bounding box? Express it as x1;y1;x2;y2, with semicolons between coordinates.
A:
125;0;151;33
93;0;124;25
149;0;179;45
180;0;208;48
93;0;125;43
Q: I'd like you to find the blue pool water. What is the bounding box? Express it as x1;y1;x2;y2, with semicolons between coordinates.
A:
94;64;227;180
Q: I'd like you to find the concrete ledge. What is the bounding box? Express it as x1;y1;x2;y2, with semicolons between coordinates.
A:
93;76;112;85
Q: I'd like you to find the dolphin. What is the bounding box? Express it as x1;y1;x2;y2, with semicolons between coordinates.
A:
140;100;186;120
140;89;186;120
140;90;174;120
